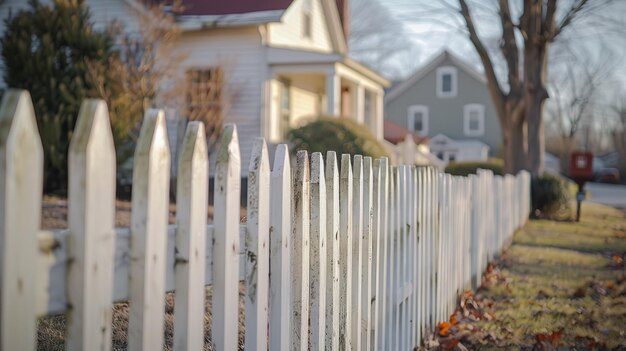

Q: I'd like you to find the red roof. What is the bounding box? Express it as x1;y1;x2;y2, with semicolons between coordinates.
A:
384;120;428;145
169;0;295;16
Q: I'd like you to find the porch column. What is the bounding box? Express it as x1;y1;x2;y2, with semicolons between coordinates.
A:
326;71;341;116
375;90;384;140
355;84;365;123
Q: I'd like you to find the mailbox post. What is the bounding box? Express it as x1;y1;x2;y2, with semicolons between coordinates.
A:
569;151;594;222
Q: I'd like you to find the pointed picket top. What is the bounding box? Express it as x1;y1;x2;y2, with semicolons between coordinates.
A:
213;124;241;351
174;121;208;351
324;151;340;349
129;109;171;351
246;137;270;350
67;99;116;351
291;150;310;350
269;144;291;351
216;124;241;176
0;90;43;351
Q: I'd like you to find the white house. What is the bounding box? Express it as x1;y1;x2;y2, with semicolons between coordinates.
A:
428;134;490;164
384;51;500;164
0;0;390;167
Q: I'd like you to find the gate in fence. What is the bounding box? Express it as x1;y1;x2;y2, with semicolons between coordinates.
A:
0;90;530;350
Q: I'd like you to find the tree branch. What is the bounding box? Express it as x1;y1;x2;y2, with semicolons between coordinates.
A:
499;0;521;92
458;0;506;119
548;0;590;41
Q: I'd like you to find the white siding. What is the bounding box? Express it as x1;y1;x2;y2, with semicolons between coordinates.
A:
175;27;266;168
268;0;334;53
290;84;320;127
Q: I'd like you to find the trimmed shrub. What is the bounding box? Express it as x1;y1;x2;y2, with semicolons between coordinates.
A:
531;173;572;219
287;116;389;159
445;159;504;176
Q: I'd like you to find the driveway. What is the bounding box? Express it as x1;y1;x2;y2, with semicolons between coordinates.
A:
585;182;626;209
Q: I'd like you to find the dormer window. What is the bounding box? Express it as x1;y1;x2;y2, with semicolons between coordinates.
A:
436;66;457;98
302;0;312;38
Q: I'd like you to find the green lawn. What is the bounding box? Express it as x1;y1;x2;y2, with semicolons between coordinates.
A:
458;202;626;350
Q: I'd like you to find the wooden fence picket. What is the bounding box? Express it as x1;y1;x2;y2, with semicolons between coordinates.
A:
310;152;327;350
269;145;291;351
0;88;537;351
325;151;340;350
370;158;382;349
291;151;310;350
361;157;374;351
128;109;171;351
67;99;116;351
339;154;353;350
351;155;364;351
245;138;271;350
376;158;389;351
212;124;241;351
173;121;209;351
0;90;43;351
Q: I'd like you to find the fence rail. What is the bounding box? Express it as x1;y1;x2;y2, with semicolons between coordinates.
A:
0;90;530;350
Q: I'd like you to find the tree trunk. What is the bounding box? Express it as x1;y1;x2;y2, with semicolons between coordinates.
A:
501;117;526;174
527;95;545;176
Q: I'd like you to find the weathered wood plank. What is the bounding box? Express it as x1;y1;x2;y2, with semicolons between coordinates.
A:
67;99;116;351
339;154;353;350
361;157;373;351
0;90;43;351
310;152;327;350
351;155;363;351
269;145;291;351
212;124;241;351
324;151;340;350
128;109;171;351
173;122;208;351
291;151;310;350
245;138;270;350
376;158;389;351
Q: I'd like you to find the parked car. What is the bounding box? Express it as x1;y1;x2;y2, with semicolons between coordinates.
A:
595;168;621;184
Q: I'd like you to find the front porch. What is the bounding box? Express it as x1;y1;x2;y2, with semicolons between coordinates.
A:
264;48;388;143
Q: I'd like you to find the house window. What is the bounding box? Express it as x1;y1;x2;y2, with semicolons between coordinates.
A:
302;0;312;38
436;66;457;98
463;104;485;136
185;67;223;129
280;80;291;139
407;105;428;137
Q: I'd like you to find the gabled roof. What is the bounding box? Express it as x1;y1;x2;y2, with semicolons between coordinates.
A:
175;0;294;16
385;50;487;103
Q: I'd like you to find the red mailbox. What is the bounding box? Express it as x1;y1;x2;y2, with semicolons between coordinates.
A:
569;151;593;182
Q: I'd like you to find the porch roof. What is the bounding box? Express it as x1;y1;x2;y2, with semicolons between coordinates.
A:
267;47;390;88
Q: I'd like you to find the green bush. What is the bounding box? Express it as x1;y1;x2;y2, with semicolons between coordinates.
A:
445;159;503;176
287;116;389;159
1;0;141;193
531;173;572;219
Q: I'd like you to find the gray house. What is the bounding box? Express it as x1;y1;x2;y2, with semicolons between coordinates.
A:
385;51;501;163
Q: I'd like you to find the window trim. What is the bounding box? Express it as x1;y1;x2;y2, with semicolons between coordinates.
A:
407;105;429;137
436;66;458;98
463;103;485;136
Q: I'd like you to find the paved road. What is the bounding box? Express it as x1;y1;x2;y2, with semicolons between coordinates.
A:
585;182;626;209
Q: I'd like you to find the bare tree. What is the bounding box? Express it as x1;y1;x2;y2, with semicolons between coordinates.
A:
349;0;421;79
431;0;625;175
545;44;615;168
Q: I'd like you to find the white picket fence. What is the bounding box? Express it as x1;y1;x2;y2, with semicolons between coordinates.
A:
0;90;530;351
